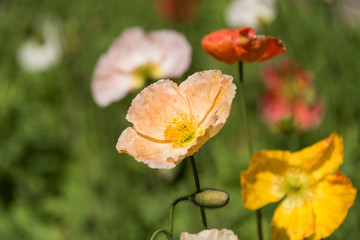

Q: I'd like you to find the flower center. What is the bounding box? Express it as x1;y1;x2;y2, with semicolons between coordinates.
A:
163;113;200;148
131;62;164;89
284;168;311;194
238;36;248;44
281;77;300;101
281;168;314;208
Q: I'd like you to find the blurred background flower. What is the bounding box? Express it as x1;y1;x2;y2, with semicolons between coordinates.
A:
336;0;360;27
154;0;203;22
16;17;63;73
224;0;276;30
91;27;191;107
258;59;324;134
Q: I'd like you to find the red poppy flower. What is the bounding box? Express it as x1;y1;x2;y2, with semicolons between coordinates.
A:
201;27;286;64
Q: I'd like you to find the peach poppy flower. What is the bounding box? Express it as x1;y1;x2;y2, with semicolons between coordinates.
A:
201;27;285;64
259;60;324;133
241;133;357;240
180;229;238;240
91;27;191;107
116;70;236;169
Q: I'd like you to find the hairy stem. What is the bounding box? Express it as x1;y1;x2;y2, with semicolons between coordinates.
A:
190;155;208;229
149;229;171;240
169;195;190;239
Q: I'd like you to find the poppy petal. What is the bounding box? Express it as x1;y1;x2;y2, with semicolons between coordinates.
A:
116;127;189;169
255;36;286;62
201;29;239;64
271;198;314;240
241;150;289;210
179;70;236;136
149;29;192;78
126;79;191;140
311;171;356;239
289;132;343;181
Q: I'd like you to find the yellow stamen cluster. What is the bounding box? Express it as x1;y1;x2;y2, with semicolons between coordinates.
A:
164;113;199;148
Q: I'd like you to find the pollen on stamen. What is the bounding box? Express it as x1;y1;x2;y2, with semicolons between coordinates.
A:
164;113;200;148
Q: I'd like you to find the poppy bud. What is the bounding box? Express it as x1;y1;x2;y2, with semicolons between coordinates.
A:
191;189;229;209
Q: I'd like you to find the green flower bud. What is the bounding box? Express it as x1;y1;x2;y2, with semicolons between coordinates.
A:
191;189;229;209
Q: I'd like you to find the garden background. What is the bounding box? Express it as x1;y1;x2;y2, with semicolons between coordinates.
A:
0;0;359;239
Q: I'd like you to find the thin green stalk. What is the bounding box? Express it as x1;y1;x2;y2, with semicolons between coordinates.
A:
237;61;263;240
189;155;208;229
150;228;171;240
169;196;190;239
238;61;254;154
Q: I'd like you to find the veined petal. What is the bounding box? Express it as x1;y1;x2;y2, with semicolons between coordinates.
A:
241;150;290;210
126;80;191;140
149;30;192;78
271;198;314;240
289;132;343;181
179;70;236;136
116;127;189;169
310;171;356;240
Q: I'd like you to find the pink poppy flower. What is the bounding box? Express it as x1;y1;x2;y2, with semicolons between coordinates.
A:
91;27;192;107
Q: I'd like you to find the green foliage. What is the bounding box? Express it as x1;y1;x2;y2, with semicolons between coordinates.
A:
0;0;359;239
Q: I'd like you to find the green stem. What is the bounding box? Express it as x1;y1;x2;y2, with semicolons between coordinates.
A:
169;195;190;239
238;61;254;154
237;61;263;240
289;133;299;152
150;228;171;240
189;155;208;229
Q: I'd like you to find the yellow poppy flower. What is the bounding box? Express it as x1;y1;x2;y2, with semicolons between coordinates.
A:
116;70;236;169
241;133;356;240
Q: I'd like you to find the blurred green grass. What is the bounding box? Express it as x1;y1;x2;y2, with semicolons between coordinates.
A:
0;0;359;239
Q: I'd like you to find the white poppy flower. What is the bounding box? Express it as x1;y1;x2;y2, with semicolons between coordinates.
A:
91;27;192;107
17;19;63;72
180;229;239;240
225;0;276;30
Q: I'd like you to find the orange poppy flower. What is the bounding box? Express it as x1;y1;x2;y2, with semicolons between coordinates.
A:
201;27;285;64
241;133;356;240
116;70;236;169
